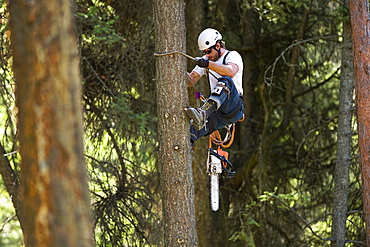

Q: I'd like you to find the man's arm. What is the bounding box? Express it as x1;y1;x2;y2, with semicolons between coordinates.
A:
187;71;201;87
208;62;239;78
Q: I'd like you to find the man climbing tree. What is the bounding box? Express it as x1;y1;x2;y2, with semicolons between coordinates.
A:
153;0;198;246
186;28;244;144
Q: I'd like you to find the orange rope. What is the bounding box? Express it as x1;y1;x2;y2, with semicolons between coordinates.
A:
210;124;235;148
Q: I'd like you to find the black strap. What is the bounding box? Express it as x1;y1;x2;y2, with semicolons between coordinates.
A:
222;51;231;65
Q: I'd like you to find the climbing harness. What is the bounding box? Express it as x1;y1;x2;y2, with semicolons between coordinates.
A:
210;124;235;148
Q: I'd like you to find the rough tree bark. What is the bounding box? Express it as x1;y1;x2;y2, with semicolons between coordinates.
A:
331;6;354;246
153;0;198;246
9;0;93;246
348;0;370;245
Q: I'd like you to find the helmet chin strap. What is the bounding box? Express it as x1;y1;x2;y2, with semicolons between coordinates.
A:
214;42;221;58
215;48;221;58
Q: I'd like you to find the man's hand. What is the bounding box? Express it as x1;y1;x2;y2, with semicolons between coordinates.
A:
194;57;209;68
186;72;195;87
187;71;201;87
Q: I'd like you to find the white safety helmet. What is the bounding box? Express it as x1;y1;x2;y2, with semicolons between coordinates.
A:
197;28;223;51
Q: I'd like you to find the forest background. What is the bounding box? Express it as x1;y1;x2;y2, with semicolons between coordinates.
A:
0;0;366;246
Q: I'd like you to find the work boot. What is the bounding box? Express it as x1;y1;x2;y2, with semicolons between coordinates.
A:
185;100;217;130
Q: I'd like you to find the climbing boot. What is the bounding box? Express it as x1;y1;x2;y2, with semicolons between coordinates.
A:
185;100;217;130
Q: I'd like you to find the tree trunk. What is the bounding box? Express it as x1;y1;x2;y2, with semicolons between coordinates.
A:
9;0;93;246
185;1;213;246
239;3;261;154
153;0;198;246
348;0;370;245
331;7;354;246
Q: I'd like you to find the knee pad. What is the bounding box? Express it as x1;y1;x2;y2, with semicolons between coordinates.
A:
211;81;230;97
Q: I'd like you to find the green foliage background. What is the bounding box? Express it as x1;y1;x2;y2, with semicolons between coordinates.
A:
0;0;365;246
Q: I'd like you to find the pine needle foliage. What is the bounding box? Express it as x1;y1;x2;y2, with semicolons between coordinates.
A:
75;0;159;246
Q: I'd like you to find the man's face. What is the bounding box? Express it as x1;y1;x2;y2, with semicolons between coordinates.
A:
202;44;220;62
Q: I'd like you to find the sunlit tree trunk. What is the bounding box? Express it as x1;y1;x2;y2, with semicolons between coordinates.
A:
9;0;93;246
153;0;198;246
331;6;354;246
348;0;370;245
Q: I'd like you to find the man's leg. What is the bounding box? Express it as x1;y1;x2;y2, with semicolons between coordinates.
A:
185;76;234;130
185;100;217;130
209;76;239;115
189;111;224;142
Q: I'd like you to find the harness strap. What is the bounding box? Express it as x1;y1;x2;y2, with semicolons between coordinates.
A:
223;51;231;65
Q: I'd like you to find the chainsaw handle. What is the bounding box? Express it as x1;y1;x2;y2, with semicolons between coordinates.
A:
209;148;232;167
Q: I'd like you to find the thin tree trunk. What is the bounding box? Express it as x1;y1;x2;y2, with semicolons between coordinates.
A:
239;3;261;153
9;0;93;246
348;0;370;245
233;6;311;190
153;0;198;246
331;7;354;246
